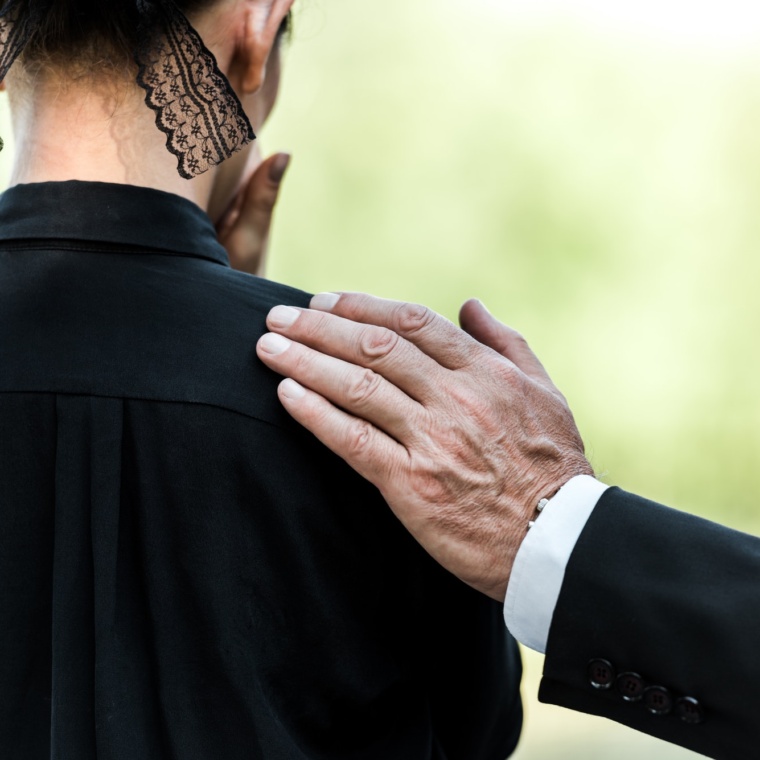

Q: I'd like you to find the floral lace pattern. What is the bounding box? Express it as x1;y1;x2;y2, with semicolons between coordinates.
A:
0;1;32;83
134;0;256;180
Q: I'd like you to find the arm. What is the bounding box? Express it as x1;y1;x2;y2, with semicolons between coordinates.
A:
255;292;760;758
542;486;760;760
256;293;593;601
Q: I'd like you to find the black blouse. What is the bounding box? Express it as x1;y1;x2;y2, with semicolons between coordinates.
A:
0;180;522;760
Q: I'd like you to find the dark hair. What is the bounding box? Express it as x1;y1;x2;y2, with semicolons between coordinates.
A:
14;0;292;78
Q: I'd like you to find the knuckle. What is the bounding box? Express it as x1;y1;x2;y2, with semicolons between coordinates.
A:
499;325;530;354
415;476;449;507
511;329;529;348
250;193;277;214
447;381;492;419
409;460;450;505
450;382;479;408
298;310;331;342
357;326;399;363
513;333;533;355
395;302;436;336
492;358;521;386
288;345;315;378
346;419;374;459
345;368;383;407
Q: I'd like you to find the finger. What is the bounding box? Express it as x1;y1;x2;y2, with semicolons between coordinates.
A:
219;152;290;275
256;331;426;444
458;298;553;385
276;378;409;487
219;152;290;235
238;152;291;233
308;292;483;371
264;305;447;404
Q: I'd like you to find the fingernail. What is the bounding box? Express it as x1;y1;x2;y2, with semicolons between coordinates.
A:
280;378;306;400
269;153;292;183
475;299;491;315
268;305;300;328
259;332;291;355
311;292;340;312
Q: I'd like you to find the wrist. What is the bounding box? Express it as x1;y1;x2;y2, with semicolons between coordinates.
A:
527;459;596;524
498;460;596;595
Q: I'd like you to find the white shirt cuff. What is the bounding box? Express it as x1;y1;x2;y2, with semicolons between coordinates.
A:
503;474;610;653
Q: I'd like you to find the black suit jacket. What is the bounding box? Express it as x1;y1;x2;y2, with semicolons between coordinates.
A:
540;486;759;759
0;180;522;760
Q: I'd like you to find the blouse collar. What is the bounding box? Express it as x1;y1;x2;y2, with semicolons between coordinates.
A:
0;179;231;268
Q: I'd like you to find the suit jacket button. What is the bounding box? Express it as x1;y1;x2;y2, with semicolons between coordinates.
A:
587;659;615;690
615;672;645;702
675;697;705;725
643;685;673;716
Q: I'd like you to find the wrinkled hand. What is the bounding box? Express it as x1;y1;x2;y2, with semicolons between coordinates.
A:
216;149;291;277
255;293;594;602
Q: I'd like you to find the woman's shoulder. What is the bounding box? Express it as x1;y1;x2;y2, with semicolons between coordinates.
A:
0;244;313;427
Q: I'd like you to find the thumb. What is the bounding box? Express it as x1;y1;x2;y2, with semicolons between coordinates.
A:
459;298;552;384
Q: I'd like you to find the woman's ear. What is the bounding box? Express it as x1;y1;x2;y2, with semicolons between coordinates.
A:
236;0;295;96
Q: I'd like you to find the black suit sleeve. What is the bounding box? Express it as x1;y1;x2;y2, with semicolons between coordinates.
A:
538;487;760;760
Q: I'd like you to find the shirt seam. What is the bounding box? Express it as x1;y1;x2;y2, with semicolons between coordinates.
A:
0;240;228;267
0;388;292;433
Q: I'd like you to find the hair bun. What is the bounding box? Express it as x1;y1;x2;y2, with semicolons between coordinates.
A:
0;0;256;178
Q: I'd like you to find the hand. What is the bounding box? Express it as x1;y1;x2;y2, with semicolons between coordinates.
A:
215;148;291;277
255;293;594;602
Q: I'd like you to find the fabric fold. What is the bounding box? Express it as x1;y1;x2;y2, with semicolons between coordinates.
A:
53;395;166;759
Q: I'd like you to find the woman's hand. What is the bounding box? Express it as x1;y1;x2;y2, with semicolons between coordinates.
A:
215;148;292;277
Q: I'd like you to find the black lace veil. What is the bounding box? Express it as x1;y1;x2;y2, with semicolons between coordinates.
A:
0;0;256;178
0;1;36;84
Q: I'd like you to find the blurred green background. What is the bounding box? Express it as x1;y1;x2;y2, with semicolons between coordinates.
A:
4;0;759;756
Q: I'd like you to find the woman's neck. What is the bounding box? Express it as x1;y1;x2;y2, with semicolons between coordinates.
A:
7;78;216;211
